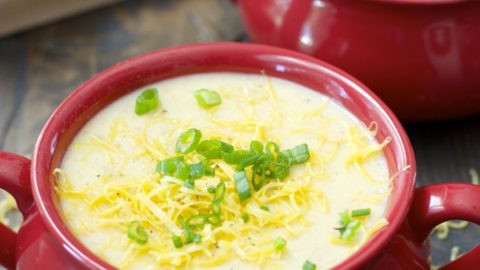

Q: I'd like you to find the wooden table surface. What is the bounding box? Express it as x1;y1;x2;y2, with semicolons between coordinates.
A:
0;0;478;267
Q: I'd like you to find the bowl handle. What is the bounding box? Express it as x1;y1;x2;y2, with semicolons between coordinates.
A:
407;183;480;269
0;151;34;269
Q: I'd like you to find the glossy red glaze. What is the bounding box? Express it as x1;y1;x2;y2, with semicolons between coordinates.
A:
0;43;477;269
366;183;480;269
237;0;480;121
0;218;16;269
0;152;33;269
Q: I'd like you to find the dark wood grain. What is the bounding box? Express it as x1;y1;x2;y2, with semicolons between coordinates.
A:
0;0;243;154
406;116;480;186
0;36;27;151
405;116;480;267
0;0;478;268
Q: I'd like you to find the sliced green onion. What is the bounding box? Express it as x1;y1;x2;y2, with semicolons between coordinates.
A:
176;128;202;154
214;181;226;202
175;161;190;180
303;260;317;270
260;205;270;211
189;162;205;180
193;233;202;244
251;167;266;191
194;88;222;108
266;141;280;156
207;186;216;194
233;170;252;202
219;142;234;154
178;216;188;229
224;150;255;165
191;160;215;178
189;160;214;180
156;156;182;175
250;140;263;154
135;88;159;115
211;199;221;215
340;220;361;241
251;154;271;190
196;140;233;159
273;236;287;251
339;211;351;228
282;143;310;164
181;226;202;245
197;140;222;159
255;153;273;172
156;156;190;180
127;221;148;245
242;213;249;223
204;163;215;176
351;208;371;217
187;214;209;228
184;179;195;189
223;151;236;164
235;153;262;171
270;152;291;179
335;210;364;241
184;230;200;244
172;235;183;248
208;214;222;225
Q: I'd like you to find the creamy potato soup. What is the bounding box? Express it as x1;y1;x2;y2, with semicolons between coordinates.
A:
55;72;392;270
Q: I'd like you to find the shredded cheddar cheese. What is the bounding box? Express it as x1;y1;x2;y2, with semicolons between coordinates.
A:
0;189;19;231
55;73;393;269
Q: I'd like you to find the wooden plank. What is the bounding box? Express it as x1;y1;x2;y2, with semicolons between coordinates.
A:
0;37;27;150
0;0;120;38
405;116;480;186
1;0;243;154
405;116;480;267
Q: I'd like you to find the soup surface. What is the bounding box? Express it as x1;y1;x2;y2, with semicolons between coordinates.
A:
56;72;391;270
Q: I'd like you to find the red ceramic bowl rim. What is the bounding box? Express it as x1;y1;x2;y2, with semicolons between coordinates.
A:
370;0;468;4
31;42;416;269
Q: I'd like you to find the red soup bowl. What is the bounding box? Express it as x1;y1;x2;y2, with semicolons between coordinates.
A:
0;43;479;270
236;0;480;121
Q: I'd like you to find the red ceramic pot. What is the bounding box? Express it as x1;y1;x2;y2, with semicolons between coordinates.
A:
236;0;480;121
0;43;478;269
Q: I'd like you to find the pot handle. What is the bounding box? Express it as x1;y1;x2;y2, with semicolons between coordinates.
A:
407;183;480;269
0;151;34;270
